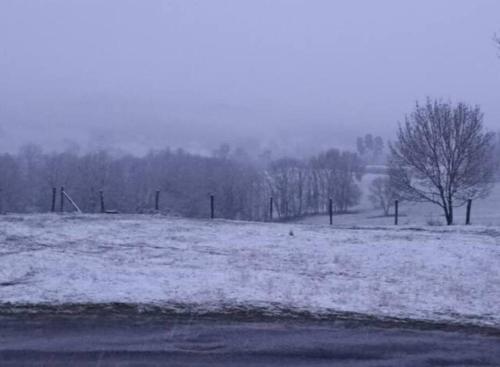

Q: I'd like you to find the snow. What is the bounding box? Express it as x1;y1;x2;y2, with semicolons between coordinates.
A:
1;214;500;328
299;176;500;227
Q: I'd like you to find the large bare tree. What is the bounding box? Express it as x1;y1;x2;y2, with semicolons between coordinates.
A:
390;99;495;225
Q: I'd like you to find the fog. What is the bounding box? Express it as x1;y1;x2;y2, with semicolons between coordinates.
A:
0;0;499;156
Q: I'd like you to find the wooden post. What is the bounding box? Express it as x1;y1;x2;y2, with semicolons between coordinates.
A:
269;197;273;221
210;194;215;219
155;190;160;211
60;186;65;213
394;200;399;225
466;199;472;225
329;198;333;225
51;187;57;212
99;190;105;213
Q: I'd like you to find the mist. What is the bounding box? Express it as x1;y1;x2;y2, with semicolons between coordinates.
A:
0;0;499;156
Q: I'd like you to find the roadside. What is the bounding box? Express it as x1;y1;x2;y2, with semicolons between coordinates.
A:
2;303;500;337
1;312;500;367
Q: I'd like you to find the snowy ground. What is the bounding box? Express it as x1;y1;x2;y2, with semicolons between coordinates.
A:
298;175;500;227
1;214;500;328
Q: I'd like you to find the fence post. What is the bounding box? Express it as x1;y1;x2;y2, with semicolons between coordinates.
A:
51;187;57;212
466;199;472;225
60;186;65;213
99;190;105;213
269;197;273;221
394;200;399;225
329;198;333;225
210;194;215;219
155;190;160;211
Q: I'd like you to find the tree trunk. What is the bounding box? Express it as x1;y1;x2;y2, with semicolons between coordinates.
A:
445;203;453;225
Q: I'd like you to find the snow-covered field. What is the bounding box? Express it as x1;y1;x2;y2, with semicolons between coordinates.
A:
299;176;500;227
1;214;500;328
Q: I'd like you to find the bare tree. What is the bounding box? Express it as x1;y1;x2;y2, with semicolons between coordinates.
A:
390;99;495;225
266;158;306;219
311;149;363;213
369;176;396;216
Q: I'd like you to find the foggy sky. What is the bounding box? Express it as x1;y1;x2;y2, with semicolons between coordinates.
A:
0;0;499;157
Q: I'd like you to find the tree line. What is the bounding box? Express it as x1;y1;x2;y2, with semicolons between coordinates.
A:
0;144;365;221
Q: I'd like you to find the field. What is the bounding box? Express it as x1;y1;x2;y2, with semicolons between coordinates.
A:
1;214;500;329
298;174;500;227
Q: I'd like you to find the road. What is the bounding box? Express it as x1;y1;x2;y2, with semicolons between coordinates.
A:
1;314;499;366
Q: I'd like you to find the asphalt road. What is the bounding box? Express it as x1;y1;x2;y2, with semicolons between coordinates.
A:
1;314;500;366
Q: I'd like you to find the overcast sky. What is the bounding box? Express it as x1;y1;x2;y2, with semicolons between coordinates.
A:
0;0;499;156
